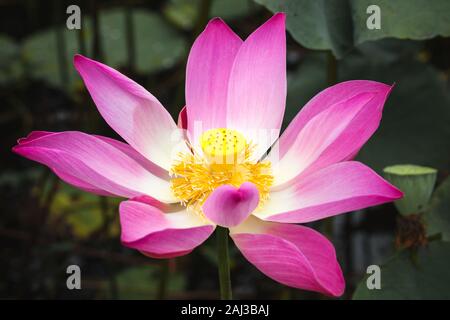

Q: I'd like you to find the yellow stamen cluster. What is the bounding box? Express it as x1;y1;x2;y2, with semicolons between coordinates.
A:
170;128;273;215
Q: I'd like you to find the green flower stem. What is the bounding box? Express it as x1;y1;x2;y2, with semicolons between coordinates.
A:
217;226;232;300
156;259;170;300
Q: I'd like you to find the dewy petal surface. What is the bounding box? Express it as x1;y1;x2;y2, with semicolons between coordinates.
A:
186;18;242;141
270;80;393;186
74;55;184;171
255;161;403;223
226;13;287;158
230;216;345;296
120;198;215;258
13;131;176;202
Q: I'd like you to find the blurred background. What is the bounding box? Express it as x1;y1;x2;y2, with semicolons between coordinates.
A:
0;0;449;299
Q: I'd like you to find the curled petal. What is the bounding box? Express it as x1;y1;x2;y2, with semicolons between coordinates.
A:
17;131;53;144
230;216;345;296
120;199;215;258
13;131;176;202
256;161;403;223
271;80;393;186
177;106;188;130
202;182;259;227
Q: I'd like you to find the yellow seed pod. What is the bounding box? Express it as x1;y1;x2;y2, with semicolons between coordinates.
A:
200;128;246;164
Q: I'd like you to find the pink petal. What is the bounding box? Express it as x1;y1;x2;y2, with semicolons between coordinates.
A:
130;194;176;212
271;81;393;186
17;130;53;144
278;80;392;157
185;18;242;141
177;106;188;130
13;131;176;202
52;168;115;196
17;131;114;196
226;13;286;158
176;106;191;143
74;55;183;171
93;134;167;178
256;161;402;223
120;199;215;258
202;182;259;227
230;216;345;296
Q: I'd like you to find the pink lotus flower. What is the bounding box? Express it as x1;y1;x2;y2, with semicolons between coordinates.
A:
13;13;402;297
